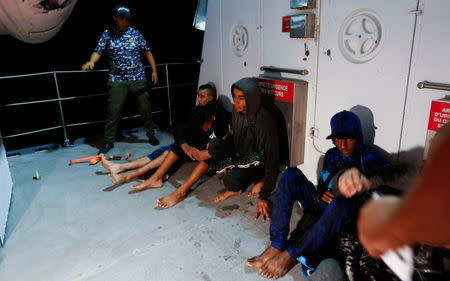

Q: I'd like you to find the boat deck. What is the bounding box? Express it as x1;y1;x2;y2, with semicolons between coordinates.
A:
0;127;305;281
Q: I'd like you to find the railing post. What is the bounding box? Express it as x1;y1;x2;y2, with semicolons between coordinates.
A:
164;64;173;126
53;71;70;146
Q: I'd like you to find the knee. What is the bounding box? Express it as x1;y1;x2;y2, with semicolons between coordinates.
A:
208;138;225;158
278;167;307;188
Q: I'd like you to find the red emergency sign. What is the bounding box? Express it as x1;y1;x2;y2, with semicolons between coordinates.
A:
255;78;295;103
427;100;450;132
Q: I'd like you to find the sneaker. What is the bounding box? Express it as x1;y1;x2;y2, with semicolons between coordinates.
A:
98;142;114;154
233;152;264;168
148;135;160;146
299;256;316;278
215;157;235;174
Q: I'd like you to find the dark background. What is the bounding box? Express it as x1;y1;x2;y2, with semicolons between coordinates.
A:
0;0;204;153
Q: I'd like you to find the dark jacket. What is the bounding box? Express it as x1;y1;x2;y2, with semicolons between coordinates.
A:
231;78;280;201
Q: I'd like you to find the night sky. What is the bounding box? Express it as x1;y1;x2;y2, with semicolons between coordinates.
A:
0;0;204;75
0;1;204;152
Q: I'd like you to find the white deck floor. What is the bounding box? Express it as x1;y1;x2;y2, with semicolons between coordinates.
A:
0;128;305;281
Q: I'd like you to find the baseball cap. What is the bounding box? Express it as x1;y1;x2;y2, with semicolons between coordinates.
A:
326;110;363;140
114;4;131;18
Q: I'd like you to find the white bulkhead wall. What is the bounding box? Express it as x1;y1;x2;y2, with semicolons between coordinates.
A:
199;0;322;182
199;0;450;183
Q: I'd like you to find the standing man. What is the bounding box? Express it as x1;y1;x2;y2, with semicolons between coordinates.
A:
82;4;159;154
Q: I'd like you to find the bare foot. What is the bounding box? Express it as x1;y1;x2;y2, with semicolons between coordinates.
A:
101;155;122;174
246;246;282;268
107;173;126;185
258;251;298;279
248;180;263;198
130;175;163;191
156;190;187;209
214;190;243;203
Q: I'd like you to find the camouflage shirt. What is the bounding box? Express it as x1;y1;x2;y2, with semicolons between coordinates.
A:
94;27;150;82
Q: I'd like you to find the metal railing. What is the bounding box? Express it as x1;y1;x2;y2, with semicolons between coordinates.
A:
0;62;200;146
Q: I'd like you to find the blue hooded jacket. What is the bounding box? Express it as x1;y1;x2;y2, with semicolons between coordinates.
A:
318;111;389;195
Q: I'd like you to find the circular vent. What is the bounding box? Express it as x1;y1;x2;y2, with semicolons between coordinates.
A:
338;9;384;63
229;24;248;57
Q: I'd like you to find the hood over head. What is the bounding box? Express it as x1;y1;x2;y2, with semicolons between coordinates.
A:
231;77;261;118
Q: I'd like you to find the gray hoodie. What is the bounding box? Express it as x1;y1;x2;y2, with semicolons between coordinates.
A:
231;78;280;201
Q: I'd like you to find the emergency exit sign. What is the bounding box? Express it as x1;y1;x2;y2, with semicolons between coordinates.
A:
424;99;450;157
255;78;294;103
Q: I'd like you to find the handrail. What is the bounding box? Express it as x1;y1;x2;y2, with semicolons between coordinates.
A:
260;66;309;76
0;62;200;145
417;80;450;92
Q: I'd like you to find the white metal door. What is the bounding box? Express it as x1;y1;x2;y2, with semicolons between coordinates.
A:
314;0;418;154
0;130;13;246
398;0;450;164
220;0;261;101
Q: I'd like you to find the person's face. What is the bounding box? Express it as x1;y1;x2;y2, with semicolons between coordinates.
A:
202;116;215;132
334;138;357;158
114;16;130;32
197;89;214;106
233;88;246;114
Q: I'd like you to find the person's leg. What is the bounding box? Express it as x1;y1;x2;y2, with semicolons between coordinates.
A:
286;196;357;260
130;151;179;190
131;80;155;140
104;81;128;144
102;155;151;175
214;166;264;202
108;151;169;185
247;167;317;268
157;160;209;208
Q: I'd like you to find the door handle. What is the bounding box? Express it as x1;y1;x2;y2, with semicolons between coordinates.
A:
417;81;450;92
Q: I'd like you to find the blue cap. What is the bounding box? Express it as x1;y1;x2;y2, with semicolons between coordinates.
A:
114;5;131;18
326;110;363;141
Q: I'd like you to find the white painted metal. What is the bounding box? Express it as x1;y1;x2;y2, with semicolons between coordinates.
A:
398;0;450;164
221;0;261;104
314;0;418;155
0;130;13;246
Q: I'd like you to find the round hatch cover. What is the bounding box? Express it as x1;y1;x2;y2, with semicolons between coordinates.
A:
338;9;384;63
230;24;248;57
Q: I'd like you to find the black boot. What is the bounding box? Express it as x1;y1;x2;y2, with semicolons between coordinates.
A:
148;135;160;146
98;142;114;154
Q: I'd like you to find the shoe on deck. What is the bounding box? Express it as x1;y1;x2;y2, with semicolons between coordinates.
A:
233;152;264;168
98;142;114;154
148;135;160;146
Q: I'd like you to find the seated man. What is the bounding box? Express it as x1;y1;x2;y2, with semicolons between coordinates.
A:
101;83;229;185
247;110;389;279
209;77;280;222
131;103;229;209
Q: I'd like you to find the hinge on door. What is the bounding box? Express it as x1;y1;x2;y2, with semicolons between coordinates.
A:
409;9;423;16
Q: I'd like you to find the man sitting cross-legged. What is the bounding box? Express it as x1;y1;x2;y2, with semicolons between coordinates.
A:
101;83;229;185
131;103;230;209
208;77;280;222
246;110;390;279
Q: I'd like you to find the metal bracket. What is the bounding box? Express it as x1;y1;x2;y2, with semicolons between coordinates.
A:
417;80;450;92
309;127;319;138
260;66;309;75
409;9;423;16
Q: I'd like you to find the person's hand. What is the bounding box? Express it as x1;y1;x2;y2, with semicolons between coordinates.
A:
321;190;335;204
192;150;211;161
181;143;199;160
151;72;158;85
358;196;405;258
82;61;95;71
254;200;270;222
338;167;371;198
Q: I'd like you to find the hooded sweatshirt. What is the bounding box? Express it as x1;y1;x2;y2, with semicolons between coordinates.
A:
231;78;280;201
